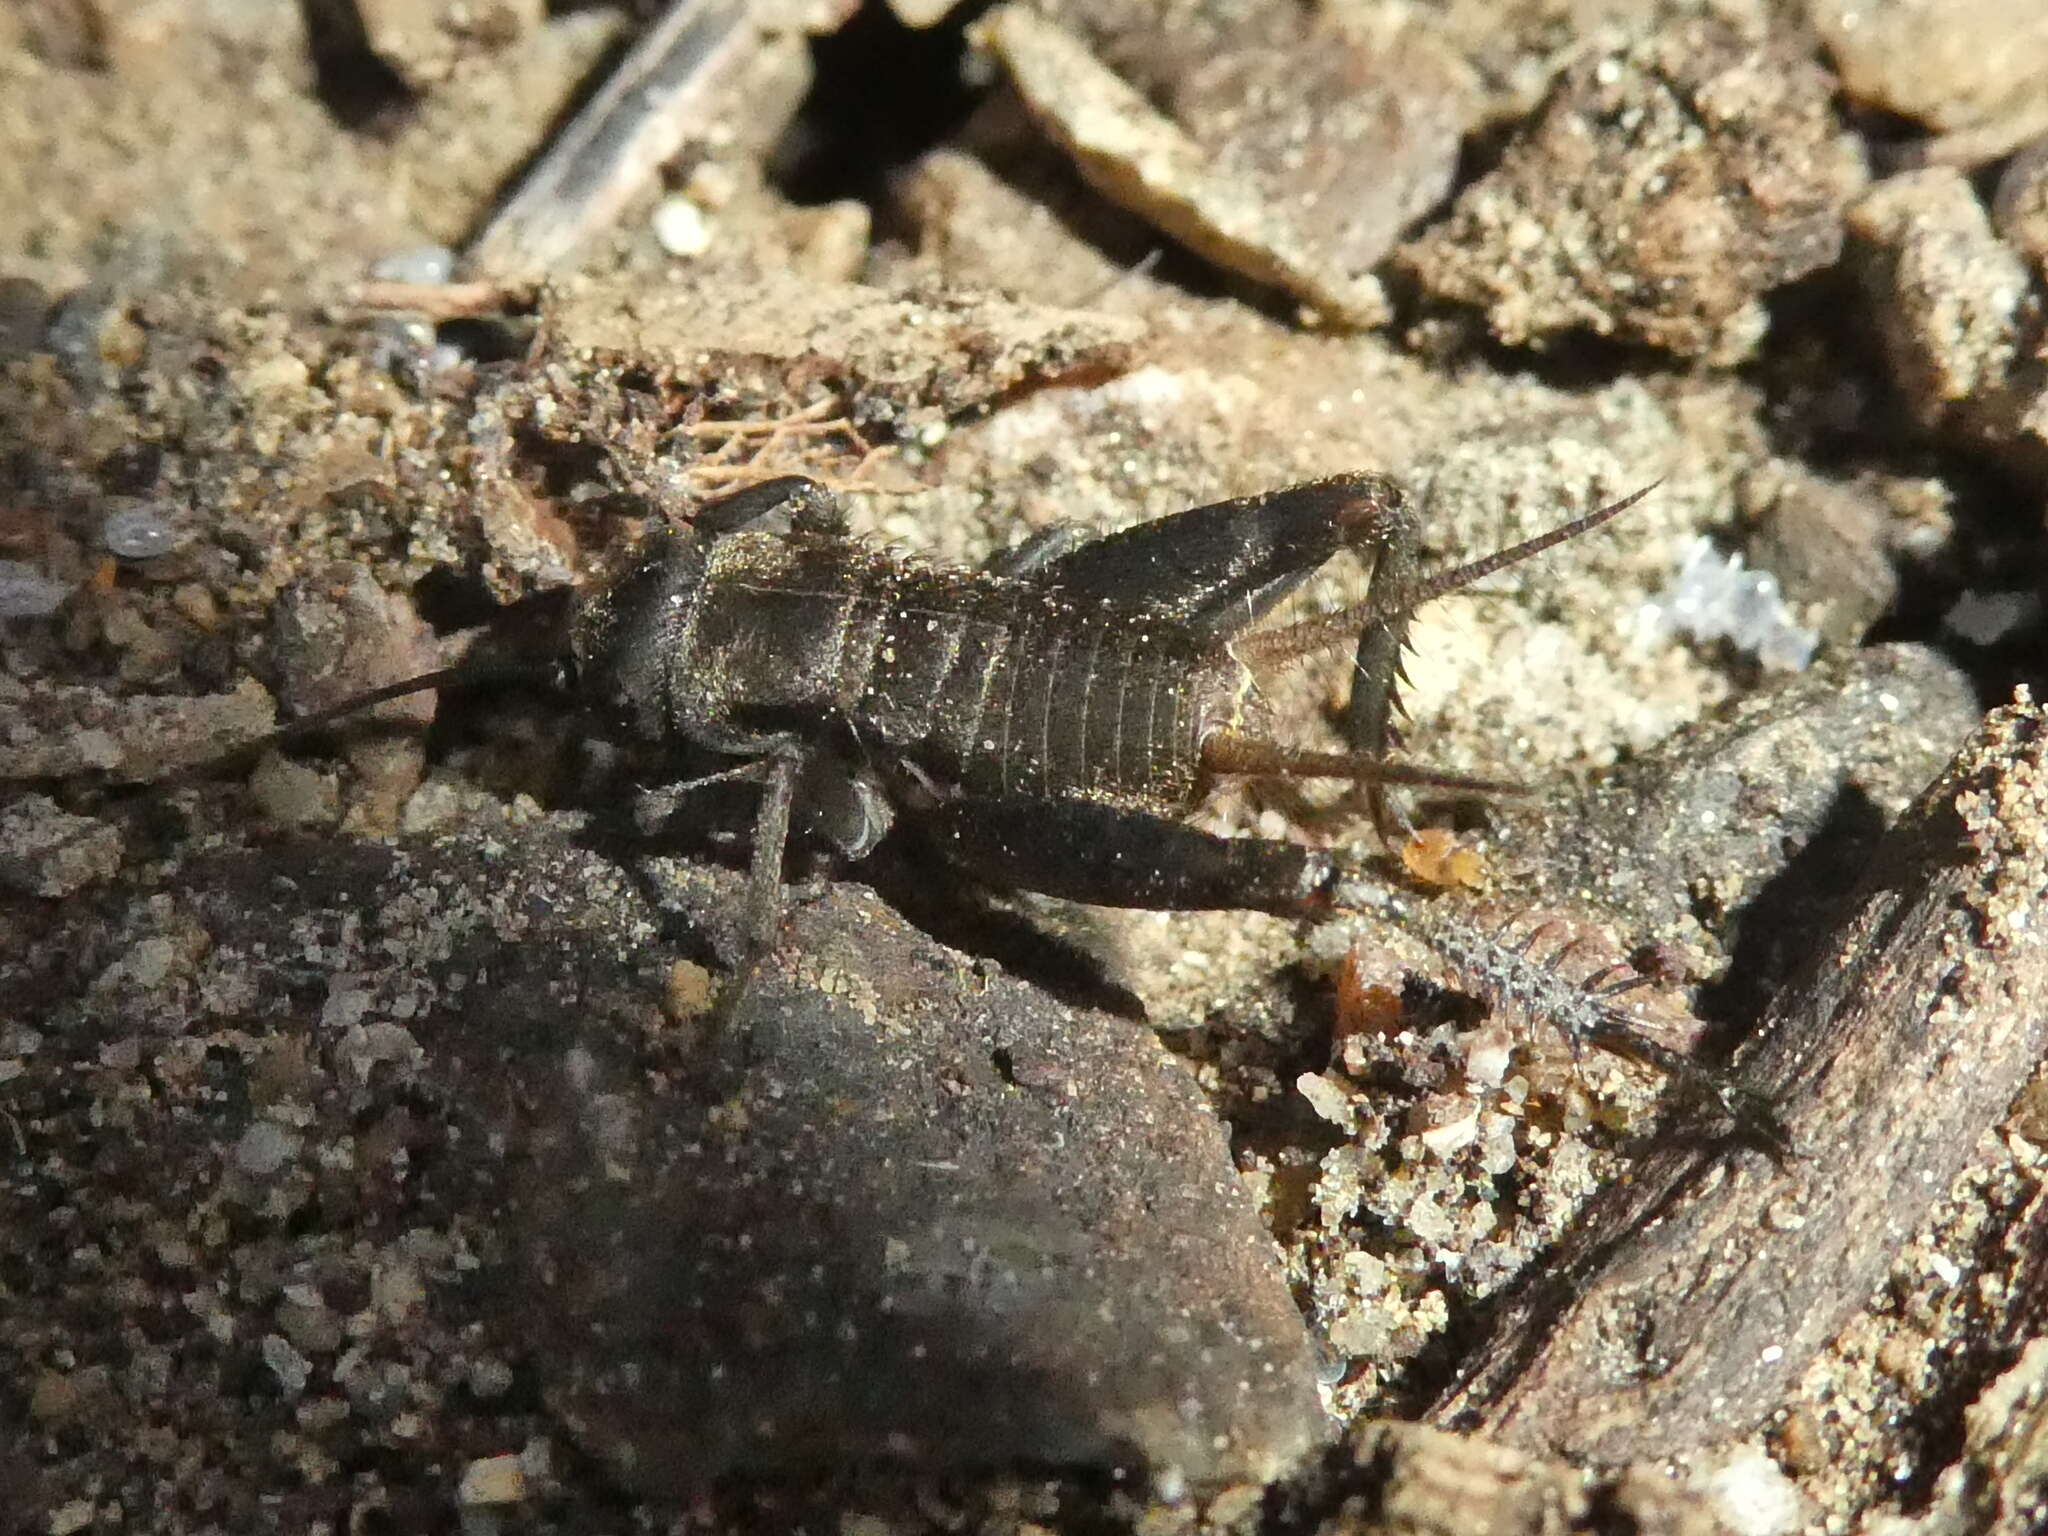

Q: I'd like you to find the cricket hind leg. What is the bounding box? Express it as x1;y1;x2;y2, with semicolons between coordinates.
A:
1012;473;1425;838
1022;473;1418;636
921;797;1337;915
983;524;1091;579
1238;483;1659;842
1344;537;1420;845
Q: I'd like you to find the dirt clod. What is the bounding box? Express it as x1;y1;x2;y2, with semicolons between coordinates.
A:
1400;18;1865;361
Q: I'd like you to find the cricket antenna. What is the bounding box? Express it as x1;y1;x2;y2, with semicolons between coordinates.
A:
223;659;562;766
110;652;569;797
1234;483;1659;674
1200;732;1528;798
165;582;585;787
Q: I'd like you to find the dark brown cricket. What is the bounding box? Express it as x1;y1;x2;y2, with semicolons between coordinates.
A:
567;473;1649;936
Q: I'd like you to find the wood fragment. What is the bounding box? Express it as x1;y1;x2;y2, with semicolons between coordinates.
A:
347;279;538;319
1433;696;2048;1462
463;0;753;278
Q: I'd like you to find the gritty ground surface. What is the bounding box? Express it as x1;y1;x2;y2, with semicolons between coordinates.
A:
5;3;2048;1535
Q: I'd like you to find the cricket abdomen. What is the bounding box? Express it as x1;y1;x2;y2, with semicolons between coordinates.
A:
895;589;1222;810
820;542;1226;810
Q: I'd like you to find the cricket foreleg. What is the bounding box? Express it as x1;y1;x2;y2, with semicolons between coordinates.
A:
631;737;811;951
922;797;1337;915
690;475;846;537
741;744;806;950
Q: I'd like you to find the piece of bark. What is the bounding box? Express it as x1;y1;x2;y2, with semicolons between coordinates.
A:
1432;695;2048;1462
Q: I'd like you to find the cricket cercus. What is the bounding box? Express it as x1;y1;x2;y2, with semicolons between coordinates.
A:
262;470;1775;1136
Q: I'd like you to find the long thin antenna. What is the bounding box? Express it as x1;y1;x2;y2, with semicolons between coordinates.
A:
1234;483;1659;674
143;658;561;791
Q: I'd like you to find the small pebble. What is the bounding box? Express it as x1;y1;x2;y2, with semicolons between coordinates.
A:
683;161;738;209
371;1260;425;1321
235;1121;300;1177
101;503;188;560
1296;1071;1356;1130
261;1332;311;1398
248;751;339;828
467;1355;515;1400
664;958;716;1022
0;795;122;897
459;1453;527;1505
278;1299;343;1355
30;1370;80;1425
1417;1109;1481;1158
1945;588;2040;646
337;1020;422;1081
0;560;69;618
370;245;456;285
242;354;309;396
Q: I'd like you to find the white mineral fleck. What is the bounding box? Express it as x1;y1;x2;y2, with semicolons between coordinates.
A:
651;195;713;258
1636;537;1816;670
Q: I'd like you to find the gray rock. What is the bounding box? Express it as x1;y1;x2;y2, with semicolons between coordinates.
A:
471;851;1330;1495
1560;642;1982;973
163;826;1327;1497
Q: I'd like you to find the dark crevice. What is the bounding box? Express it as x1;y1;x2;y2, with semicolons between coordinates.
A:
299;0;417;133
770;0;998;207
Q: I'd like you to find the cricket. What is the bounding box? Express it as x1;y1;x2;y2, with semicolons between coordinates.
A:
192;468;1776;1138
227;472;1641;937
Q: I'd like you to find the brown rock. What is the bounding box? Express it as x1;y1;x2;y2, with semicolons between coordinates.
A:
979;6;1394;327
